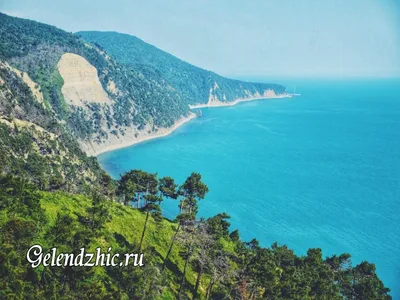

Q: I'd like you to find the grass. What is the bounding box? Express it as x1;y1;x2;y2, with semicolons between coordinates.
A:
39;191;201;298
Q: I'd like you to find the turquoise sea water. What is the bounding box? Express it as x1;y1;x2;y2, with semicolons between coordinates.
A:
99;78;400;298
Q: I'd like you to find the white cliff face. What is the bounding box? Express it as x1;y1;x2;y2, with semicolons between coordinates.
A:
57;53;112;107
56;55;286;156
206;80;281;107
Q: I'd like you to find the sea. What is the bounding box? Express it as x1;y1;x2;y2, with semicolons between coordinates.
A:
99;78;400;298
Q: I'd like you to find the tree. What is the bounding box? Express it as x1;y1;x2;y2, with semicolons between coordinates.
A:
117;172;137;206
139;194;162;251
118;170;158;208
176;218;199;299
351;261;391;299
87;190;111;233
191;222;214;299
207;212;231;238
178;172;209;214
326;253;353;298
159;176;177;204
229;229;240;242
206;251;232;300
99;172;116;199
163;173;209;272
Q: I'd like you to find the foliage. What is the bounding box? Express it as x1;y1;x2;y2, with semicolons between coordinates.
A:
0;122;110;193
0;11;391;300
77;31;287;105
1;12;287;148
0;174;391;299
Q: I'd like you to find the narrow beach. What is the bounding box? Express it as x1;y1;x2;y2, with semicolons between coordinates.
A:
92;113;196;156
94;93;292;156
189;93;292;109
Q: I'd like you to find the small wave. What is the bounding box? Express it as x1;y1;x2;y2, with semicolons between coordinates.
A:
254;124;281;135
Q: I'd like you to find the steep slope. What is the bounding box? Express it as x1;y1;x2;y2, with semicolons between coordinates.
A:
0;61;109;192
78;31;287;106
0;12;392;300
0;13;188;155
0;176;391;299
0;13;287;156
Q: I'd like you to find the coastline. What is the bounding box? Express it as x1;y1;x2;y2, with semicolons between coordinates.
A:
90;113;197;157
91;92;293;156
189;92;292;109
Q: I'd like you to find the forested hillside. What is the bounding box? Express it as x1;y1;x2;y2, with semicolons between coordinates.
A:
0;12;392;300
0;13;286;156
0;60;109;193
0;173;391;299
77;31;287;106
0;12;187;148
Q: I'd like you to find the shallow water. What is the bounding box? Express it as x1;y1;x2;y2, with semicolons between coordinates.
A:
99;78;400;297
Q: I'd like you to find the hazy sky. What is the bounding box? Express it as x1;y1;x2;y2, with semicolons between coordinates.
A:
2;0;400;77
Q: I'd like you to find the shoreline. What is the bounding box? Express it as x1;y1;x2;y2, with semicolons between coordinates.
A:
93;92;294;156
92;113;196;156
189;93;293;109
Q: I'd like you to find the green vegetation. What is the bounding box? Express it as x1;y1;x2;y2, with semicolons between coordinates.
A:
0;12;286;147
0;173;391;299
77;31;287;106
0;11;392;300
0;61;108;193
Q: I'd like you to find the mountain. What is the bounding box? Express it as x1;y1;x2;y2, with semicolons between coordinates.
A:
0;12;392;300
0;12;287;157
77;31;287;107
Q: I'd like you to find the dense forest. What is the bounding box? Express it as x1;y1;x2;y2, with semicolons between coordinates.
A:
0;12;286;150
77;31;287;106
0;11;392;299
0;59;108;193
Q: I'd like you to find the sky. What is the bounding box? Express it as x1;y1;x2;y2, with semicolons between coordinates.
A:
1;0;400;77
